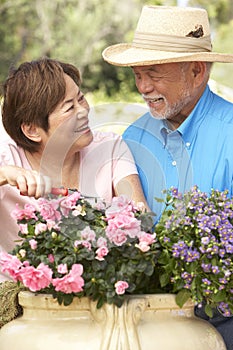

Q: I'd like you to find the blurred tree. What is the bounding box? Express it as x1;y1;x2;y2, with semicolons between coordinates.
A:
187;0;233;88
0;0;232;99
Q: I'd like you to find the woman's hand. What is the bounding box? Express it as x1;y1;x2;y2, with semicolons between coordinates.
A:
0;165;52;198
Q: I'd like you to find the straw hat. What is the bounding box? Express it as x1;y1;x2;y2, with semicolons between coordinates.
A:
102;5;233;66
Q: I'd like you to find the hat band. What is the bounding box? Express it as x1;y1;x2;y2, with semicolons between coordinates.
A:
133;31;212;52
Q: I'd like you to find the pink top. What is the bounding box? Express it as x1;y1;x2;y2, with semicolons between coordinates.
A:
0;131;137;281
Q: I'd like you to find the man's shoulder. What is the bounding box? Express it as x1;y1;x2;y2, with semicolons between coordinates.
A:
210;91;233;123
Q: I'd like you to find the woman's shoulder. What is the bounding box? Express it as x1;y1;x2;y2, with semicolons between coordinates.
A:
0;138;24;166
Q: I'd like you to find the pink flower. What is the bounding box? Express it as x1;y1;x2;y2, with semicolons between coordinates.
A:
139;232;156;245
0;252;22;280
48;254;55;263
106;214;141;240
57;263;68;274
19;223;29;234
136;233;156;252
93;201;106;210
59;192;81;217
105;195;134;218
74;240;92;250
29;239;37;250
81;226;96;241
95;246;109;261
97;237;107;247
81;241;92;250
38;198;61;222
135;242;150;252
47;220;60;231
11;203;37;221
106;228;127;246
52;264;84;293
114;281;129;295
18;263;53;291
35;223;47;235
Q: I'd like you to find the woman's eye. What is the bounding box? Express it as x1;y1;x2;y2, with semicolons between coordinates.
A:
78;95;85;103
66;105;74;112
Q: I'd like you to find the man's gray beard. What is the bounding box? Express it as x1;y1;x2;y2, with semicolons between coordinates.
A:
147;90;192;121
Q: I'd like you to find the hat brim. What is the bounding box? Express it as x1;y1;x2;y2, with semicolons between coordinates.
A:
102;43;233;66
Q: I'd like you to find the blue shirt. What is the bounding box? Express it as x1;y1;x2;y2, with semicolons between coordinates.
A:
123;86;233;219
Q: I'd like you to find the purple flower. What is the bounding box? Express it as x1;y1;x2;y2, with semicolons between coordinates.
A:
218;302;232;317
212;266;220;274
202;278;211;285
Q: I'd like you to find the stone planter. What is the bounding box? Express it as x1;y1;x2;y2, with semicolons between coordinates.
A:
0;291;226;349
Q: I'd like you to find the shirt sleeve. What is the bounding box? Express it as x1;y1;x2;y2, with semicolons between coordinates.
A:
111;134;138;187
79;131;138;204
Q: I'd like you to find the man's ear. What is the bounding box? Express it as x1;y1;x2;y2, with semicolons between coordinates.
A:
21;123;42;142
192;61;207;87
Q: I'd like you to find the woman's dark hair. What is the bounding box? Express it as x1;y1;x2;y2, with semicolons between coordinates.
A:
1;57;81;152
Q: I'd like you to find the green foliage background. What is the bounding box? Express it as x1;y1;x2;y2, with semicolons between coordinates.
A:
0;0;232;103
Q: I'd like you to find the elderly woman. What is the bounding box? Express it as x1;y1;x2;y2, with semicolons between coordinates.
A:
0;57;148;281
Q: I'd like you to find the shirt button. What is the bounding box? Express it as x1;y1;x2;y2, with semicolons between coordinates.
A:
172;161;177;166
186;142;191;148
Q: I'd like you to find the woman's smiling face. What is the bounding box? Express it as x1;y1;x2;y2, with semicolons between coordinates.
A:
40;73;93;154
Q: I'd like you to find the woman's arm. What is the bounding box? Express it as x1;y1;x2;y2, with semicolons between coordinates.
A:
114;174;151;211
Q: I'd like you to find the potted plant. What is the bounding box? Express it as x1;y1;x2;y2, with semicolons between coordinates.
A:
0;187;230;350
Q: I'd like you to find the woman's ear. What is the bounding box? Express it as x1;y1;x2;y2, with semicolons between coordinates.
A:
21;123;42;142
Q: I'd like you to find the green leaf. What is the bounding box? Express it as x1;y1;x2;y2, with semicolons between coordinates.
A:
175;289;191;308
159;273;170;287
212;290;226;302
204;304;214;318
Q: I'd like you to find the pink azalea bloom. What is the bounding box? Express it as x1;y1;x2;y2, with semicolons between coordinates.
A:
114;281;129;295
29;239;37;250
93;201;106;210
105;195;133;218
38;198;61;222
135;242;150;252
74;240;82;248
95;246;109;261
48;254;55;263
74;240;92;250
81;241;92;250
106;214;141;242
59;192;81;217
52;264;84;293
97;237;107;247
135;201;146;212
57;263;68;274
47;220;60;231
35;223;47;235
81;226;96;241
11;203;37;221
136;233;156;252
18;263;53;292
139;232;156;245
106;228;127;246
0;252;22;280
19;223;29;234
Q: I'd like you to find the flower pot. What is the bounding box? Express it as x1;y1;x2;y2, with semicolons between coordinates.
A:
0;291;226;350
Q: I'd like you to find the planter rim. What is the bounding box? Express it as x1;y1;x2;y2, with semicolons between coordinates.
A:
18;291;194;311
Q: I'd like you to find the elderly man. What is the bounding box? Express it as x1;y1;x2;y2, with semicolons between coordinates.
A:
102;5;233;349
